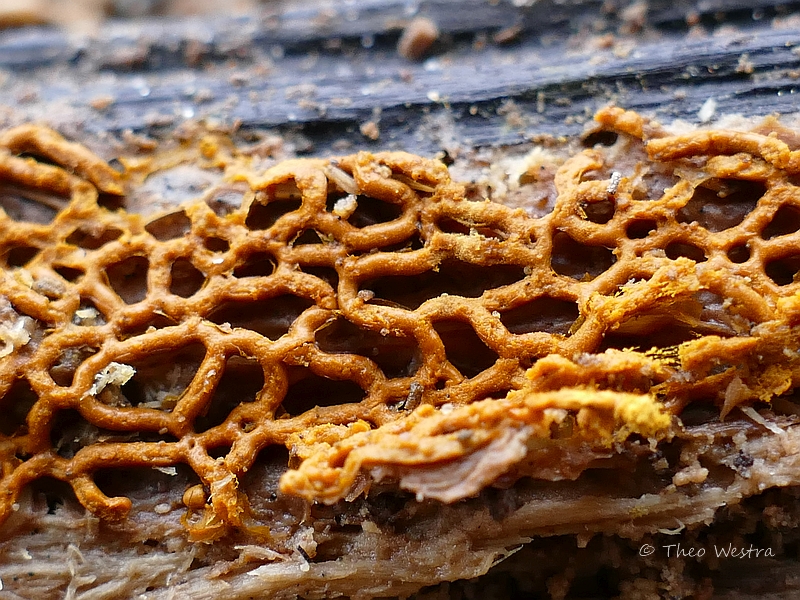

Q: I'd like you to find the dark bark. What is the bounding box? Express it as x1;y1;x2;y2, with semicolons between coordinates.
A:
1;1;799;153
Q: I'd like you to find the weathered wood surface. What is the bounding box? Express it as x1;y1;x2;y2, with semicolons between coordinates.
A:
1;0;800;156
2;4;800;598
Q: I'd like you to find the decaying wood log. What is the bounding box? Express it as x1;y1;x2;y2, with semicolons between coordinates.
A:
1;0;800;157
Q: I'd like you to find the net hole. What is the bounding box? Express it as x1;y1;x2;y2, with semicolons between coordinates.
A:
233;251;276;278
678;179;765;233
761;204;800;239
94;465;191;503
204;236;229;252
4;245;39;267
195;356;265;432
631;171;682;201
436;217;506;240
665;241;706;263
727;244;750;263
361;259;526;310
0;183;61;224
30;477;78;515
208;446;231;460
118;343;206;410
145;210;192;241
292;229;323;245
97;193;125;212
580;198;615;224
0;378;38;436
377;232;424;253
433;319;498;379
315;318;422;378
170;258;205;298
581;130;618;148
208;295;314;339
337;195;403;228
119;313;178;337
50;409;100;459
303;266;339;290
53;265;84;282
550;231;615;280
500;297;579;336
766;253;800;286
246;186;302;230
626;219;657;239
390;169;438;194
49;345;98;387
105;255;149;304
280;368;366;417
65;226;122;250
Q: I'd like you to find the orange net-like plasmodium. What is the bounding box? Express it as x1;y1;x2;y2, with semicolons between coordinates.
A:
2;107;800;543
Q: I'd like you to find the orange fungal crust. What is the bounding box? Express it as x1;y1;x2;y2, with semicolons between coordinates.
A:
279;387;672;504
2;109;800;541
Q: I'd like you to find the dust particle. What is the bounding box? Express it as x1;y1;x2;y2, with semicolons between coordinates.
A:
398;17;439;61
360;121;380;141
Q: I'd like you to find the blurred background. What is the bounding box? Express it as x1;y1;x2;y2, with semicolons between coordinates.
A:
1;0;264;31
2;1;800;170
